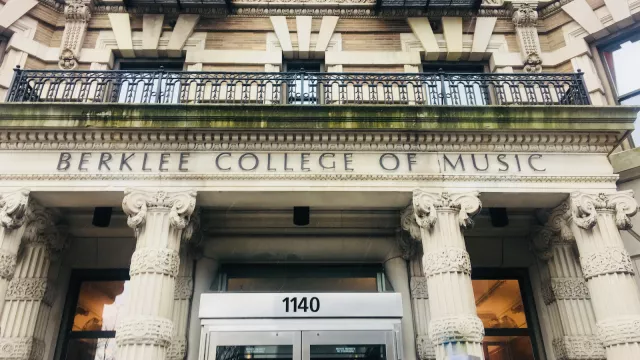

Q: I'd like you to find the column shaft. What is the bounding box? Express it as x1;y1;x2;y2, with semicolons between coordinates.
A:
117;189;196;360
566;192;640;360
168;250;195;360
384;256;417;360
409;258;435;360
408;191;484;360
0;190;29;320
0;199;66;360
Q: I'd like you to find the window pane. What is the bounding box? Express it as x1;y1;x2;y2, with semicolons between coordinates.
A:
473;280;527;329
72;281;129;332
310;345;386;360
483;335;534;360
216;345;293;360
65;338;117;360
604;40;640;97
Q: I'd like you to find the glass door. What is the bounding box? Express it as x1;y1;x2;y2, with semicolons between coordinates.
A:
206;331;302;360
302;331;395;360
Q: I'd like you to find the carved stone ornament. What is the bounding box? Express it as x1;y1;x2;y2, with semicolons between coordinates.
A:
530;226;555;261
167;338;187;360
410;276;429;299
122;189;197;231
596;317;640;347
569;191;638;230
0;190;30;230
59;0;91;70
552;335;605;360
397;229;420;260
422;248;471;277
0;337;45;360
428;315;484;346
22;199;67;254
401;205;421;241
0;251;17;281
115;316;174;348
580;247;635;280
129;248;180;278
541;278;590;305
174;277;194;300
416;335;436;360
6;278;55;305
512;3;538;27
412;191;481;230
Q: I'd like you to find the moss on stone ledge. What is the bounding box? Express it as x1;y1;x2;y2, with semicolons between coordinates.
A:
0;103;636;132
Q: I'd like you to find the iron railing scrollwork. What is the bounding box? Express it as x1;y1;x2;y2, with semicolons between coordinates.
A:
5;66;591;106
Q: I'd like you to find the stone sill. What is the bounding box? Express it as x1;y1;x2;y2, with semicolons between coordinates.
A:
0;103;636;132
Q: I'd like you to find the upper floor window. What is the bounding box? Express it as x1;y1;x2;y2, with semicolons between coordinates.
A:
115;60;184;104
56;270;130;360
285;61;323;105
601;36;640;145
423;63;487;105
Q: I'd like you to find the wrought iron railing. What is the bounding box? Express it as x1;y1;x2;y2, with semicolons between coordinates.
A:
5;67;591;106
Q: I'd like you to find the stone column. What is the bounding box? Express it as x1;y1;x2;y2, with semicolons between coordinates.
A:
117;189;197;360
0;190;29;320
563;191;640;360
0;199;67;360
531;208;605;360
168;211;200;360
404;190;484;360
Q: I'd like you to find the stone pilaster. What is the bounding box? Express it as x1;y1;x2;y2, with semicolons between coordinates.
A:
401;207;435;360
562;191;640;360
512;3;542;73
0;190;29;321
405;190;484;360
58;0;91;70
168;210;200;360
531;207;605;360
117;189;197;360
0;199;67;360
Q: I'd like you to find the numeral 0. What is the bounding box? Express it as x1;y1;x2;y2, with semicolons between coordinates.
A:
282;297;320;313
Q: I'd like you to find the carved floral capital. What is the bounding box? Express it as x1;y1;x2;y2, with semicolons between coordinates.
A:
412;191;481;230
122;189;197;232
512;3;538;27
569;191;638;230
0;189;30;230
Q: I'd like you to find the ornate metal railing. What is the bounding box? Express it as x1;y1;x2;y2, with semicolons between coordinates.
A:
5;67;591;106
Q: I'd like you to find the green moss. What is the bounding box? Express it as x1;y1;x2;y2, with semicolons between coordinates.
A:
0;103;636;132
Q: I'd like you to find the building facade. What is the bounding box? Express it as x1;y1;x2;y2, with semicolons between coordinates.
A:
0;0;639;360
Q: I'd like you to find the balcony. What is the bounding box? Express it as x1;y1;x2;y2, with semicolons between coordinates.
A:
5;67;591;106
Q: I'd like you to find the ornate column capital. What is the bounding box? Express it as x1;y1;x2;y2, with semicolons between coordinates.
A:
22;199;67;254
401;205;421;241
569;191;638;231
512;3;538;27
0;189;30;230
412;191;481;230
122;189;197;231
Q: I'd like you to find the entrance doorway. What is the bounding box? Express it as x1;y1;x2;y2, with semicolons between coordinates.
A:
198;293;403;360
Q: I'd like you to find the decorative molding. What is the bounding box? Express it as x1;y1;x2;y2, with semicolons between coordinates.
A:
6;278;54;305
552;335;605;360
428;315;484;345
397;229;420;260
0;130;620;154
0;251;17;281
412;191;482;229
59;0;91;70
596;317;640;347
569;191;638;231
580;247;635;280
22;199;67;255
0;189;29;230
512;4;542;73
0;337;45;360
129;248;181;278
401;206;421;242
422;248;472;277
416;335;436;360
410;276;429;299
167;338;187;360
174;277;194;300
115;316;174;348
122;189;198;231
542;278;590;305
